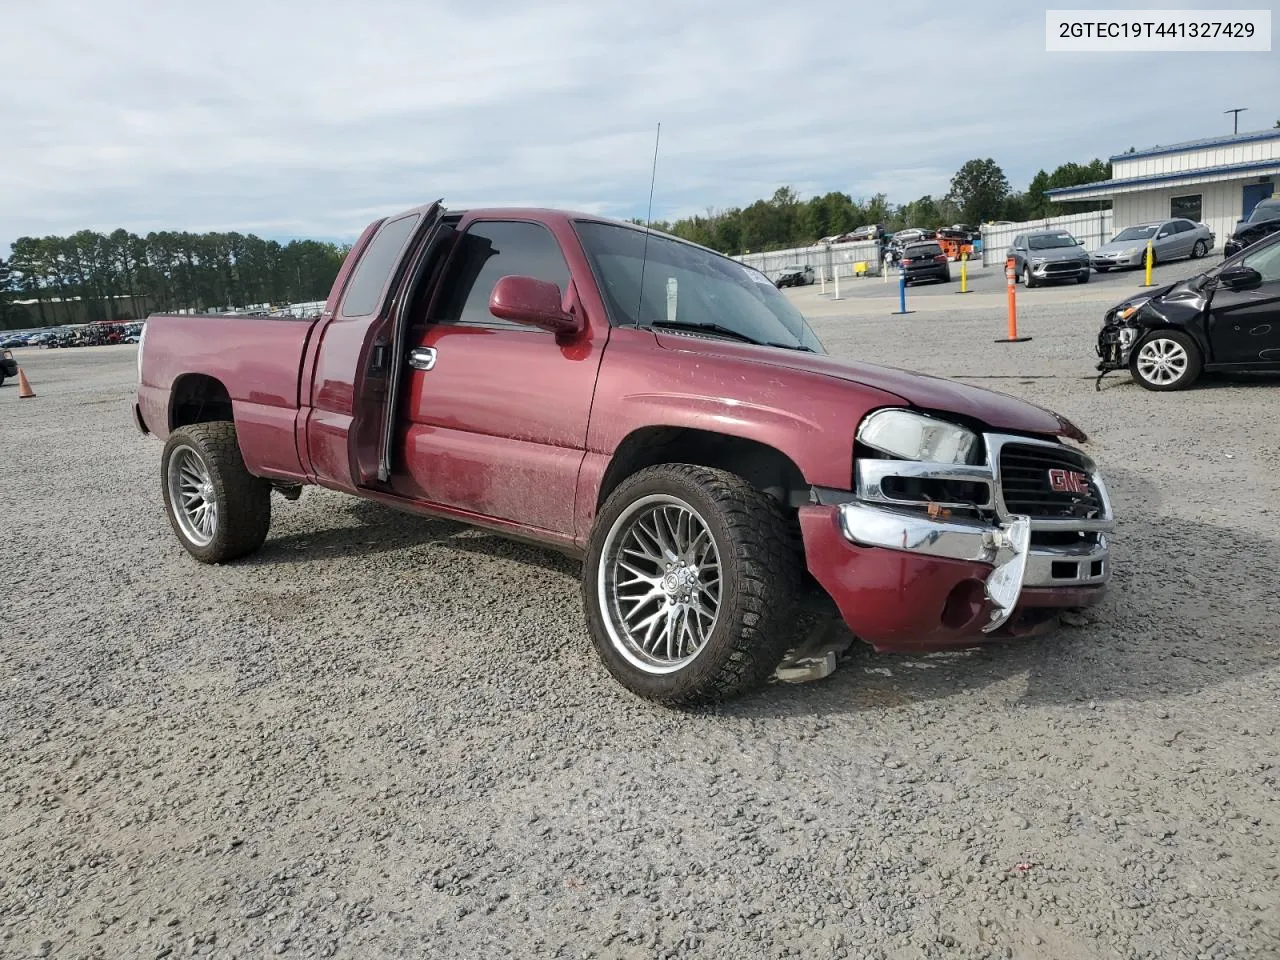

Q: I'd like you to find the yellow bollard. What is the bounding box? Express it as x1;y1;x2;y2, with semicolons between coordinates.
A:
1142;240;1155;286
959;252;969;294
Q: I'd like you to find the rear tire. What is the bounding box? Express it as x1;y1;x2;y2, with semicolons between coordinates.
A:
161;422;271;563
1130;331;1202;391
583;464;801;705
1192;239;1207;258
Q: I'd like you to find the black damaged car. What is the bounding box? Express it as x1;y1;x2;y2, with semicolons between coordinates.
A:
1223;197;1280;257
1096;228;1280;391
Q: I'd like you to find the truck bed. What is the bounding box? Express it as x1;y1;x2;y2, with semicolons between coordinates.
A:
137;313;321;481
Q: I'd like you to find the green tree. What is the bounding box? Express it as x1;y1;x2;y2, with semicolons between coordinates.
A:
0;256;22;329
948;158;1010;224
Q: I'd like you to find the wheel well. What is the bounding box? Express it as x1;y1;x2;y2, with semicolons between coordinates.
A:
170;374;233;430
597;427;809;509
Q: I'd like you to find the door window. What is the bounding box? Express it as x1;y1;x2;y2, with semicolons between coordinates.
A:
1241;242;1280;283
1170;195;1202;222
436;220;571;329
339;213;422;317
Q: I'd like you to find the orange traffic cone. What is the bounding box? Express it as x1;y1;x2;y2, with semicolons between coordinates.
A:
17;368;35;398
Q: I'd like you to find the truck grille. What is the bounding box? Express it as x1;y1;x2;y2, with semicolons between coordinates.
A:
999;443;1104;520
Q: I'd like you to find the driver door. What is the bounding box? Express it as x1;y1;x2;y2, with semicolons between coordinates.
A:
389;218;607;536
1208;241;1280;364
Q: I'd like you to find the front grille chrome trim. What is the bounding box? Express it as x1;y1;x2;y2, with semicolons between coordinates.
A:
984;433;1115;533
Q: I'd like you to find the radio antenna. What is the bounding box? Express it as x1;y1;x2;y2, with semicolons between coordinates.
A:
634;122;661;325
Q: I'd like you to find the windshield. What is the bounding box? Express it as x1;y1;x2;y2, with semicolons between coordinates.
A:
1248;199;1280;223
1113;225;1158;242
574;221;825;353
1028;233;1078;249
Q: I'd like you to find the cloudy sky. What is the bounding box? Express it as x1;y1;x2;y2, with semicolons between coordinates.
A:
1;0;1276;251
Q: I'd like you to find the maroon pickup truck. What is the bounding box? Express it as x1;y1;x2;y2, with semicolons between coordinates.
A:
135;202;1115;704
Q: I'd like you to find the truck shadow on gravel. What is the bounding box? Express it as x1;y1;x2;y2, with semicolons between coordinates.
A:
243;497;579;577
719;464;1280;719
236;475;1276;719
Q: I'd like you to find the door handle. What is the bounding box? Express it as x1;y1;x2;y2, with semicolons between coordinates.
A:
407;347;437;371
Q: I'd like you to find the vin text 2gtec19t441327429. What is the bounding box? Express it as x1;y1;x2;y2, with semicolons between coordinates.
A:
135;202;1115;704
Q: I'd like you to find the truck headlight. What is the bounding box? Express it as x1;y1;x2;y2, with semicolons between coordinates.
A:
857;409;980;465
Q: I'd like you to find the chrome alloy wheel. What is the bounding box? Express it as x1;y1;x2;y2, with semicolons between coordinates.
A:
598;494;722;674
167;444;217;546
1135;337;1188;386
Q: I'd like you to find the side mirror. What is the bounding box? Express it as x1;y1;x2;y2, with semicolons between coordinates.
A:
489;275;581;337
1218;265;1263;290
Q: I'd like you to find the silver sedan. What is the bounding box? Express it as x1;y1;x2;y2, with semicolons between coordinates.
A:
1090;218;1215;271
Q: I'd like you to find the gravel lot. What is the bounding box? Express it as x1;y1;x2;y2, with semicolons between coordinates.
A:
3;262;1278;960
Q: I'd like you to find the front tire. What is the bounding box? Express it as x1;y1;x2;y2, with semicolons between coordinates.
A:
1022;265;1038;288
584;464;801;705
1130;331;1202;391
161;422;271;563
1077;270;1090;284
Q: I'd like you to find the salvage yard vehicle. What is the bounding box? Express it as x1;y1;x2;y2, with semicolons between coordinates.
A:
1007;230;1091;287
136;202;1115;704
1096;228;1280;391
774;264;815;287
1223;197;1280;257
898;241;952;284
1091;218;1214;271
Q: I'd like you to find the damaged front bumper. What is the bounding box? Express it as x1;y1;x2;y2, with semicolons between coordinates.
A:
1095;322;1139;388
798;432;1114;653
836;504;1033;633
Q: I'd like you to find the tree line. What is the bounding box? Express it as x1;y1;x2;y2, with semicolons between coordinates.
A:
644;157;1112;255
0;231;348;330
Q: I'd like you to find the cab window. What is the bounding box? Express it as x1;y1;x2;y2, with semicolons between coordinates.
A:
434;220;571;330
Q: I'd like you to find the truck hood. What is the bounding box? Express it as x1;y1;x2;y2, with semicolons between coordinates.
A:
655;335;1087;441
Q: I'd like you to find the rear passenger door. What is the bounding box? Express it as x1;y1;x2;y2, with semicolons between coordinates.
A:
391;218;607;536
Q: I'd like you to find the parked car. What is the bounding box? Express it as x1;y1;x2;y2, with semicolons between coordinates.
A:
136;202;1114;705
1007;230;1091;287
891;228;932;247
774;264;815;287
0;349;16;386
1090;219;1214;271
1095;227;1280;391
898;241;952;284
1;336;26;348
1223;197;1280;257
846;224;884;242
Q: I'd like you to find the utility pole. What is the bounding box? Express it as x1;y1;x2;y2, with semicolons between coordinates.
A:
1225;107;1247;134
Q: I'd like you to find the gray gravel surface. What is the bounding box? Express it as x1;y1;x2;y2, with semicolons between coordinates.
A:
2;272;1278;960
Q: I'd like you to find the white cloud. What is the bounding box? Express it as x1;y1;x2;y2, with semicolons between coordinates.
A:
1;0;1276;248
